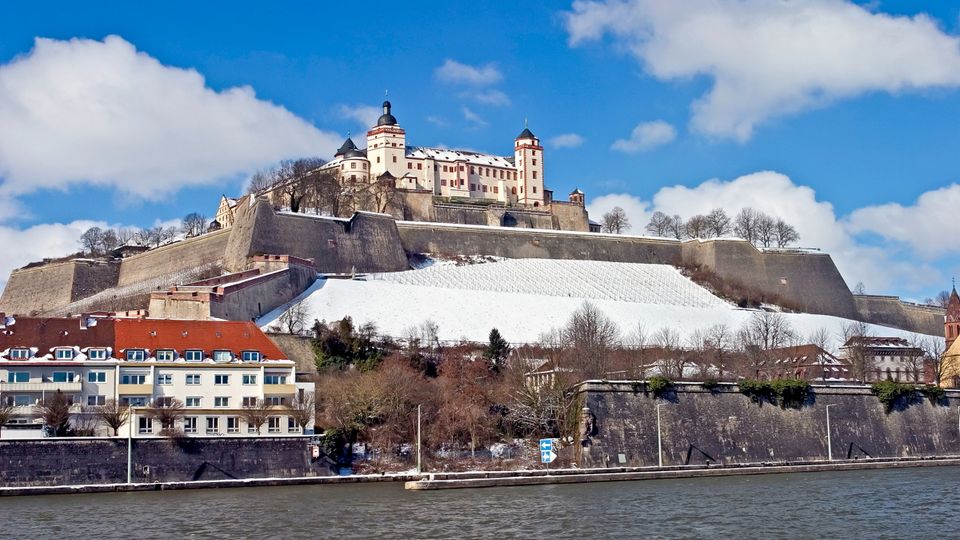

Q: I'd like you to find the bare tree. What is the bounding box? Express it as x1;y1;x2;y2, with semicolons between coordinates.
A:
563;302;621;379
738;312;797;378
645;211;672;237
79;227;106;256
756;213;776;248
115;227;138;246
287;392;316;433
102;229;120;253
852;282;867;295
705;208;732;237
685;214;710;239
601;207;631;234
138;226;177;248
145;397;186;435
247;169;275;195
808;327;834;355
628;322;650;379
686;328;711;378
275;158;326;213
38;390;72;436
72;406;100;436
774;218;800;247
706;323;735;380
0;401;14;438
924;290;952;307
841;321;872;382
914;336;946;386
241;399;273;435
182;212;207;238
278;298;310;334
733;208;764;246
653;327;683;378
666;214;686;240
95;399;130;436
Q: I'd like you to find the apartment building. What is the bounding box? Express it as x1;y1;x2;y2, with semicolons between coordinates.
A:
0;315;311;437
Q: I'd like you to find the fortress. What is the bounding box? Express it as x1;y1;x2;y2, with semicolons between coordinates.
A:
0;101;944;336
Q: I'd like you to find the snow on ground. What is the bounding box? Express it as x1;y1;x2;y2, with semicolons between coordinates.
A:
260;259;936;345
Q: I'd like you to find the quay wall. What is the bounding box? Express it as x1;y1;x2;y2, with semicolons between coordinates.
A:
577;382;960;468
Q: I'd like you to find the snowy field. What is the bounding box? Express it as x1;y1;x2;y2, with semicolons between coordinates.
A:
260;258;935;345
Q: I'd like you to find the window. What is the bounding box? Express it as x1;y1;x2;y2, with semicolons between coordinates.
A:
242;375;257;385
511;187;517;195
443;165;448;172
351;162;356;169
248;422;259;434
264;374;287;385
122;396;149;407
86;348;107;360
227;417;240;434
156;374;172;385
184;350;204;362
459;165;464;172
206;417;219;434
470;184;476;191
120;374;146;384
13;395;32;406
185;397;201;408
242;396;258;407
483;185;488;193
214;397;229;408
533;186;537;193
441;179;447;186
407;163;412;170
186;374;201;385
288;417;301;433
532;171;538;179
52;371;75;383
184;417;197;434
364;163;368;170
155;349;175;362
8;348;30;359
417;163;422;170
532;159;537;166
268;416;281;433
392;156;397;163
267;396;285;406
87;371;107;383
138;417;153;434
214;374;230;385
376;157;381;163
87;395;105;406
212;350;232;363
494;186;499;194
470;166;475;174
55;348;75;360
241;351;261;362
125;349;146;361
350;174;356;182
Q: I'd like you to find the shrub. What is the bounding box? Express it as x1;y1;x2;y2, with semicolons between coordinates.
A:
870;380;918;412
919;385;946;403
769;379;811;409
701;378;719;391
647;376;674;398
738;379;772;403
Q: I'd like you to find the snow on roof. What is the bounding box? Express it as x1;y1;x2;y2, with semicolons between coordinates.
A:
260;259;938;345
406;147;514;168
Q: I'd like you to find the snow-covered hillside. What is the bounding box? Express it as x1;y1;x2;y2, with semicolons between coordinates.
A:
260;258;935;345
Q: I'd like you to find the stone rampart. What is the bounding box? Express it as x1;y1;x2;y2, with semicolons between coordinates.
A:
855;295;944;336
0;437;327;487
117;229;231;287
397;222;683;264
267;333;318;378
577;382;960;468
0;260;120;315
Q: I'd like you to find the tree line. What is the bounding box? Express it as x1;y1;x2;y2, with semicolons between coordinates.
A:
77;212;209;256
601;206;800;248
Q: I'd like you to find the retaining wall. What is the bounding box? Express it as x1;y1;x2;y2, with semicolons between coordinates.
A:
0;437;327;487
0;260;120;315
117;229;231;287
855;295;944;337
577;382;960;468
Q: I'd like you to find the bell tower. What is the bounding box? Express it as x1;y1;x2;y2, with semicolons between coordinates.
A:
514;122;544;207
366;100;406;181
945;282;960;351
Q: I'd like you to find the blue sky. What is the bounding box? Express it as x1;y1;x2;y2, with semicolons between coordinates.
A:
0;1;959;300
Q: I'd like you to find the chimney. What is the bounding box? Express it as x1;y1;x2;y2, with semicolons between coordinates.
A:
0;313;12;328
79;314;98;330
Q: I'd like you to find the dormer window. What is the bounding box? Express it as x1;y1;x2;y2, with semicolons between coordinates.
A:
87;348;107;360
212;350;233;363
155;349;175;362
8;348;30;360
125;349;147;361
55;348;75;360
241;351;262;362
184;350;204;362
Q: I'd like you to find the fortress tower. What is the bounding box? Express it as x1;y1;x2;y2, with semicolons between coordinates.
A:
367;101;407;180
514;125;544;207
945;285;960;351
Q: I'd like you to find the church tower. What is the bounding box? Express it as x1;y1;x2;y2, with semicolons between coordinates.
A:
366;101;406;182
514;125;544;207
946;285;960;351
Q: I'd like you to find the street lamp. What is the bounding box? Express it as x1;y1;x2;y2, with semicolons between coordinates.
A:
656;403;663;468
825;404;836;462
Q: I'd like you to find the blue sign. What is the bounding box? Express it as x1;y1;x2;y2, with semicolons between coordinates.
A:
540;439;552;451
540;439;557;464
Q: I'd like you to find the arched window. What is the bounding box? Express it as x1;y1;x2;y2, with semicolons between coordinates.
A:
511;187;517;195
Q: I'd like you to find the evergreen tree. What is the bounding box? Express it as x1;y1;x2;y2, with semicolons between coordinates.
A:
484;328;511;372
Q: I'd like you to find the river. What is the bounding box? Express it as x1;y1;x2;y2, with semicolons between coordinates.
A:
5;466;959;538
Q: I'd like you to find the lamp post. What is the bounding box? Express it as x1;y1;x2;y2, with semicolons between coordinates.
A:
656;403;663;468
127;409;133;484
825;404;836;462
416;404;422;474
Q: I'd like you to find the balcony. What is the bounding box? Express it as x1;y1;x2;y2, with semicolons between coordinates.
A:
264;383;296;395
117;384;153;395
1;381;82;392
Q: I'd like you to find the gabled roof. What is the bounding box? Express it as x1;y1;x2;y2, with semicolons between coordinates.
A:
0;317;115;353
516;127;536;140
405;147;514;168
114;319;286;359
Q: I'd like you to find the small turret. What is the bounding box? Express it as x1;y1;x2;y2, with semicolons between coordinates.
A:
377;101;398;126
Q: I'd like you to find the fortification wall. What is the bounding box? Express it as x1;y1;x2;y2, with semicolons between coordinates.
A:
682;240;859;319
117;229;231;287
209;265;316;321
578;382;960;468
549;202;590;232
267;333;318;378
855;295;944;336
225;198;408;274
397;222;683;264
0;437;325;487
0;260;120;315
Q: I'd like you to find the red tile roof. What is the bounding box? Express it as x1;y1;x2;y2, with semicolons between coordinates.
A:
0;317;115;353
114;319;285;359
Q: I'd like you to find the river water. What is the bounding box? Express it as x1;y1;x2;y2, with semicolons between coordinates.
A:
5;466;959;538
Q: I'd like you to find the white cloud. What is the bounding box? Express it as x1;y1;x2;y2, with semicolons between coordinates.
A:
549;133;586;148
426;115;448;127
565;0;960;141
847;183;960;259
337;104;380;130
435;59;503;86
0;35;341;202
462;107;487;126
471;89;511;106
0;220;105;296
587;171;942;294
611;120;676;152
